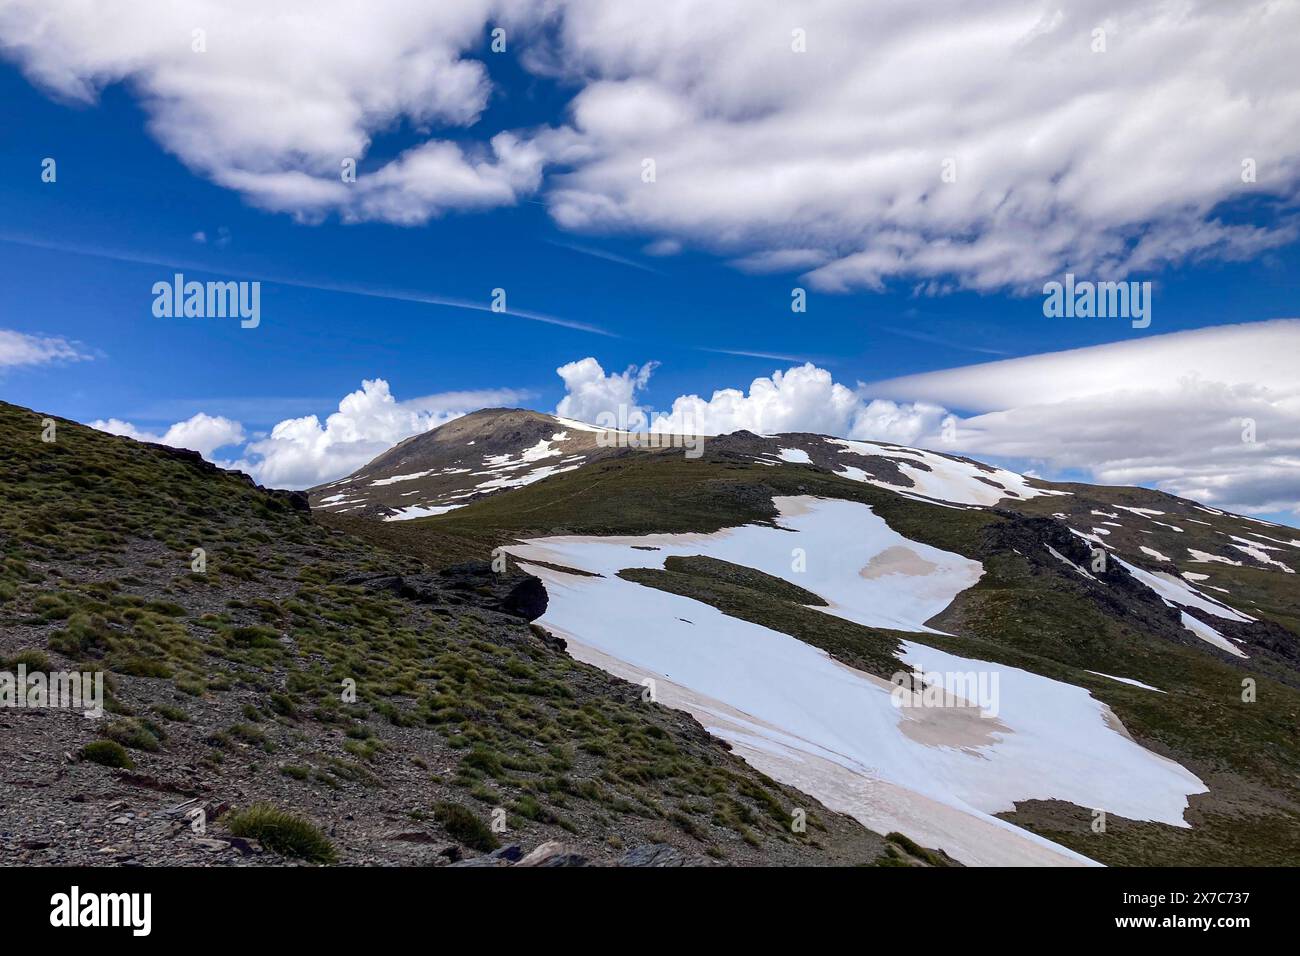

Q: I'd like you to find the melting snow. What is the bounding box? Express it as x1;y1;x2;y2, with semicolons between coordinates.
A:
1047;545;1097;580
1187;549;1243;567
1116;557;1253;623
777;447;812;464
1228;539;1295;572
1086;671;1166;693
554;416;620;435
370;469;436;486
824;438;1068;507
507;497;1204;866
381;503;466;521
1247;532;1300;549
1139;546;1171;562
1178;612;1247;659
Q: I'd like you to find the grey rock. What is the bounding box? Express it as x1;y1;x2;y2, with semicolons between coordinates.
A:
448;855;508;867
618;844;687;867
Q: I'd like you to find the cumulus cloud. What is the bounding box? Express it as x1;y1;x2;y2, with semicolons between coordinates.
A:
555;358;658;427
4;1;1299;288
0;329;91;368
91;413;245;458
552;356;945;444
90;381;534;488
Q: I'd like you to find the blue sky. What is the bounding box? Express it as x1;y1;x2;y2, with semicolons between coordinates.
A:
1;3;1297;522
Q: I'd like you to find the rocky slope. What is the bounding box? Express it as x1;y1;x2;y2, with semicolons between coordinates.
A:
0;400;900;867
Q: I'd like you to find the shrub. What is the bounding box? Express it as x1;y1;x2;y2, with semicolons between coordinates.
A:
151;703;189;722
6;648;50;671
80;740;133;769
223;804;336;863
433;801;499;852
103;719;162;752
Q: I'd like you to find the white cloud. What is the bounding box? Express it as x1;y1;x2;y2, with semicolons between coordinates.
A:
870;319;1300;412
91;380;534;489
0;0;541;223
534;0;1300;291
5;1;1298;288
91;413;245;458
553;356;945;444
555;358;658;427
0;329;91;368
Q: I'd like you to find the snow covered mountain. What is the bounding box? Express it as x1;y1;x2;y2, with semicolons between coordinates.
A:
315;408;1300;867
311;407;1069;518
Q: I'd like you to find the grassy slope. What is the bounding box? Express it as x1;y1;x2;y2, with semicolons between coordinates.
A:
350;450;1300;865
0;401;891;865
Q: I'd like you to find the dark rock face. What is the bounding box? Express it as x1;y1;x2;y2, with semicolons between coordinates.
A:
980;509;1300;679
502;576;548;621
617;844;688;867
344;565;547;621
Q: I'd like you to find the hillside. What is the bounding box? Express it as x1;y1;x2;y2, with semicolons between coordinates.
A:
0;400;903;867
309;408;639;521
319;409;1300;866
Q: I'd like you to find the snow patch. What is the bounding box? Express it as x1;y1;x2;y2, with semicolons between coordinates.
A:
824;438;1068;507
507;497;1204;866
382;503;465;521
1179;612;1247;659
1228;540;1295;573
1086;671;1166;693
1187;549;1243;567
370;469;435;486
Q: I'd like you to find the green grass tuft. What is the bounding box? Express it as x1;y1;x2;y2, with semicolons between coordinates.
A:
80;739;134;769
223;803;337;863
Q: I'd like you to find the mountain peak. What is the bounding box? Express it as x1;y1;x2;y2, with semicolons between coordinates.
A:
311;407;617;520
